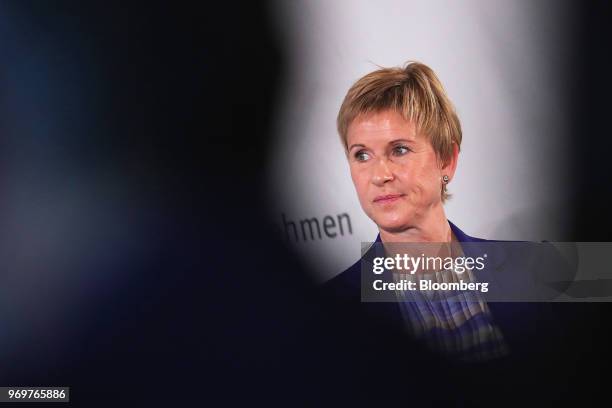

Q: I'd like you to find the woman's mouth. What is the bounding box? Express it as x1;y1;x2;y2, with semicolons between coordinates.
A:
373;194;404;204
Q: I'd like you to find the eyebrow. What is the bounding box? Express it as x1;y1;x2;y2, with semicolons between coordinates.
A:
348;143;365;152
348;138;415;152
389;138;415;144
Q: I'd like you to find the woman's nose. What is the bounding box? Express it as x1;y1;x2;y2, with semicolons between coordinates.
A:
371;159;394;186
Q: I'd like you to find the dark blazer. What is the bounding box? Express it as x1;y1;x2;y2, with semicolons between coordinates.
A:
321;220;578;406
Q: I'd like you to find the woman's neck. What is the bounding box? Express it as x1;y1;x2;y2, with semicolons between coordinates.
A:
378;204;452;243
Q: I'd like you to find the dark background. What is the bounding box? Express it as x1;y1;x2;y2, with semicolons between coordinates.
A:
0;1;610;406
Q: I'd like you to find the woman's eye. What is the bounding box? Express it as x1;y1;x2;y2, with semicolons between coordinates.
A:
355;151;370;161
392;146;410;156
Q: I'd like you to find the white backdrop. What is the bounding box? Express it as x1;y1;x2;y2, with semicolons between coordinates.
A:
266;0;571;282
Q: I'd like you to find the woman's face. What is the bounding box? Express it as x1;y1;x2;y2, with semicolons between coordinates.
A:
346;110;450;233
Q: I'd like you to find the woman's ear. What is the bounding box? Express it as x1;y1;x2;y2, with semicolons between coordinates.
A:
441;142;459;180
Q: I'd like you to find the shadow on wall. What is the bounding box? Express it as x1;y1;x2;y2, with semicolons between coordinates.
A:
489;203;569;242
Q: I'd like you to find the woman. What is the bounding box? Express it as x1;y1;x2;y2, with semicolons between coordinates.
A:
326;61;509;362
321;61;579;408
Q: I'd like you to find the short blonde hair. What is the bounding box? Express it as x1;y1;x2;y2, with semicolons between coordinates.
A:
337;61;462;201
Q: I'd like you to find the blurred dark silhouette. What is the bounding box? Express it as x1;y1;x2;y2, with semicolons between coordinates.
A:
0;1;611;406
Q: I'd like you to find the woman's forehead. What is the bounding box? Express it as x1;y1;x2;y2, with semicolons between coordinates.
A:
347;111;419;145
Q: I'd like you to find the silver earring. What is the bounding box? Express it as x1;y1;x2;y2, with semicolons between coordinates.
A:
442;175;449;184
